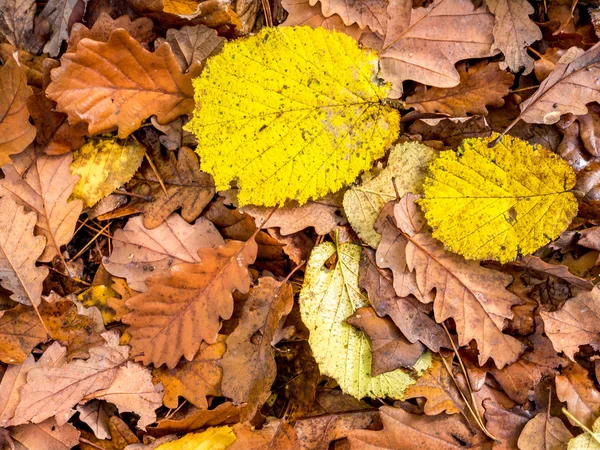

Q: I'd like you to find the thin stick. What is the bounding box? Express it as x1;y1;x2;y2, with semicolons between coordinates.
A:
144;151;168;195
114;189;154;201
261;0;273;27
562;408;600;445
71;222;112;261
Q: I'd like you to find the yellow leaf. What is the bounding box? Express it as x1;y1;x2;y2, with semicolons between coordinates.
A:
568;416;600;450
70;137;145;207
343;141;436;247
299;240;431;400
419;134;578;263
184;26;400;206
155;426;236;449
78;285;122;325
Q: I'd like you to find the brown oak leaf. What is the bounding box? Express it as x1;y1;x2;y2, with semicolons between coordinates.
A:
76;401;116;440
124;237;257;368
310;0;388;34
79;416;140;450
159;24;224;72
280;0;363;39
9;418;80;450
556;363;600;428
483;399;532;450
517;412;573;450
0;306;46;365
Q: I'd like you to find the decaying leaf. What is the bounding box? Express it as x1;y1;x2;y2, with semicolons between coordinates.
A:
556;363;600;428
343;141;436;248
517;412;573;450
310;0;387;33
405;61;514;117
79;415;140;450
420;134;578;262
161;24;224;72
9;418;80;450
184;26;400;206
0;305;46;364
568;415;600;450
46;29;195;138
70;137;145;208
0;0;36;51
0;55;36;166
124;238;257;368
37;0;79;57
300;240;431;400
76;400;116;440
0;146;83;262
104;214;224;292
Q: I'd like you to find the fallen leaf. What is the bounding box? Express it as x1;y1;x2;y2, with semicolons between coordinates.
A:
151;426;236;449
0;354;35;424
343;141;436;248
104;214;224;292
76;400;116;440
78;284;131;325
70;137;145;208
368;0;496;98
126;0;240;29
0;305;46;365
124;238;257;368
220;278;294;418
485;0;542;74
300;240;431;400
280;0;363;40
483;399;532;450
37;0;79;56
348;406;491;449
310;0;388;33
9;331;129;426
228;421;299;449
184;26;400;206
420;134;578;262
148;402;243;436
0;0;36;51
347;307;424;376
0;146;83;262
79;416;140;450
408;116;492;148
405;61;514;116
511;256;594;292
153;338;225;409
0;196;49;307
386;193;526;368
160;24;224;72
243;193;346;236
517;412;573;450
567;415;600;450
556;363;600;428
0;55;36;166
9;418;80;450
46;29;195;138
541;287;600;361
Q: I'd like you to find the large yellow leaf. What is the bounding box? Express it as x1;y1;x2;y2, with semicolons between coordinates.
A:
184;26;400;206
419;134;578;263
154;426;236;449
299;240;431;400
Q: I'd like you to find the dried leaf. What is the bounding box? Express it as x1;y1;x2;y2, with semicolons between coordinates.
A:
184;26;400;206
46;29;195;138
0;196;49;307
541;287;600;361
483;399;532;450
0;0;36;50
485;0;542;74
556;363;600;428
153;338;225;409
104;214;224;292
79;416;140;450
512;256;594;292
161;24;224;72
370;0;495;98
152;426;236;449
37;0;78;56
405;61;514;116
0;354;35;424
420;134;578;262
78;284;130;325
0;147;83;262
0;306;45;365
567;415;600;450
126;0;240;29
124;238;257;368
9;418;80;450
148;402;243;436
220;278;294;418
70;137;145;208
293;410;378;449
343;141;436;248
76;400;116;440
517;412;573;450
347;307;424;376
310;0;388;33
280;0;363;40
0;55;36;165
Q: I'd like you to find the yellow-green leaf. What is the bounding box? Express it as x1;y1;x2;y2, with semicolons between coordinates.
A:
299;240;431;400
568;416;600;450
419;134;578;263
155;426;236;449
184;26;400;207
343;141;436;248
70;137;145;207
78;285;121;325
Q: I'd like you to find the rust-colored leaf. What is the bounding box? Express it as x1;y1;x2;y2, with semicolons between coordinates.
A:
556;363;600;428
0;306;46;365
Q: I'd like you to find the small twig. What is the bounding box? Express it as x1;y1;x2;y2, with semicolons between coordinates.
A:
509;85;540;94
562;407;600;445
71;222;112;261
47;266;91;286
114;189;154;201
144;150;168;195
261;0;273;27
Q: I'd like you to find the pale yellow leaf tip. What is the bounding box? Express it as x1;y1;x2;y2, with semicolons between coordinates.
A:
420;133;578;263
154;425;236;449
184;26;400;207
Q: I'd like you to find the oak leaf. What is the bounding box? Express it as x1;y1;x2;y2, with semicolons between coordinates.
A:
153;337;225;409
220;278;294;418
104;214;224;292
79;416;140;450
78;284;131;325
9;418;80;450
0;354;35;424
485;0;542;74
385;193;526;368
300;240;431;400
0;306;46;364
123;238;257;368
517;412;573;450
70;137;145;208
152;426;236;449
46;29;195;138
0;0;36;51
0;55;36;165
184;26;400;206
0;196;49;307
420;134;578;262
512;255;594;292
343;141;436;248
366;0;496;98
310;0;388;33
0;146;83;262
405;62;514;117
556;363;600;428
37;0;79;56
347;307;424;376
160;24;224;72
280;0;363;40
483;399;532;450
76;400;116;440
541;287;600;361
